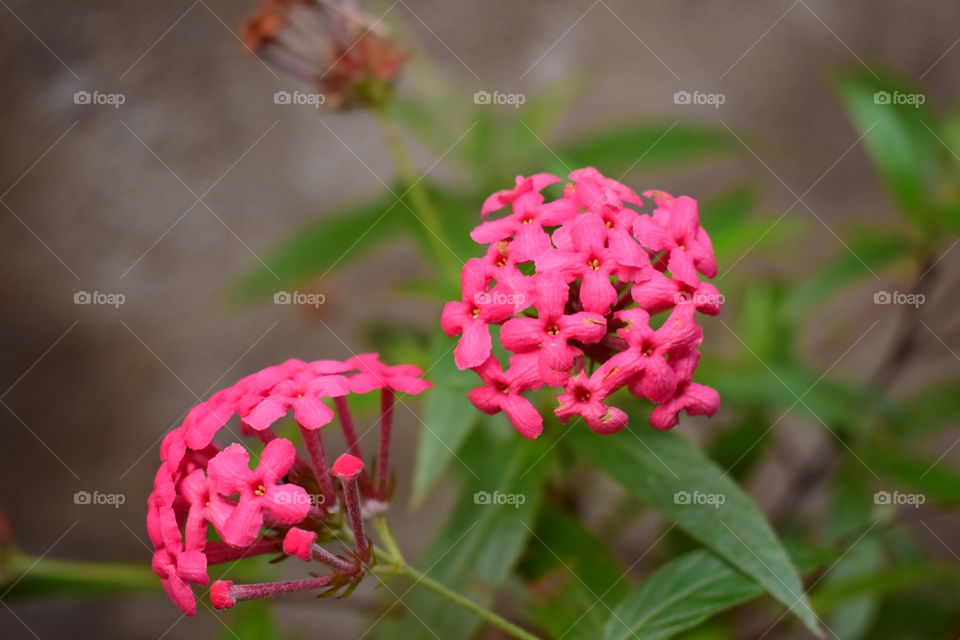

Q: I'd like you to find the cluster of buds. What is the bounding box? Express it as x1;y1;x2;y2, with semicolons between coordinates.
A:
147;354;429;615
442;168;721;439
240;0;407;109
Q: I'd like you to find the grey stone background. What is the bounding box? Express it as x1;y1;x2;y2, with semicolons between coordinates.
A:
1;0;959;637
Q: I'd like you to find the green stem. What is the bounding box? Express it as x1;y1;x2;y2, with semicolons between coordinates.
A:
370;517;540;640
3;552;160;599
374;108;460;282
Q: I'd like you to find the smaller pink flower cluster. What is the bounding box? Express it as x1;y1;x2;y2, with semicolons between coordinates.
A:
442;168;721;439
148;354;429;615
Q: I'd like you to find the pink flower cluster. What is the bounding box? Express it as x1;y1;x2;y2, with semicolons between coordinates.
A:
442;169;721;439
147;354;429;615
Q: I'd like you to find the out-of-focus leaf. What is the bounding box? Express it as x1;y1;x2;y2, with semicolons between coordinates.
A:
863;593;955;639
556;122;737;176
895;378;960;438
3;556;160;599
785;227;913;316
574;427;821;635
707;410;771;482
831;65;945;231
374;428;552;640
230;191;408;304
220;600;280;640
519;503;628;640
860;444;960;505
410;332;480;507
734;280;794;365
813;563;960;614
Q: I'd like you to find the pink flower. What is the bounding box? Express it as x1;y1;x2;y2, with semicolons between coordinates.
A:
650;352;720;429
346;353;431;394
283;527;318;561
179;469;234;551
152;546;208;616
555;371;628;434
243;374;350;432
480;173;560;218
207;439;310;547
537;213;645;314
634;193;717;287
441;258;515;369
631;270;723;316
467;354;544;439
500;274;606;384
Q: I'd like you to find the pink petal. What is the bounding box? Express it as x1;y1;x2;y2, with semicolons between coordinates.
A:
500;317;543;353
471;217;519;244
207;443;253;494
454;320;492;370
293;394;335;430
258;438;296;484
264;484;310;523
667;249;700;287
220;497;264;547
559;312;606;343
579;268;618;314
244;394;292;432
501;394;544;439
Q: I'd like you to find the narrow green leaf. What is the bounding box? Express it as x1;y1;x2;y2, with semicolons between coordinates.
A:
556;122;737;176
519;503;628;640
575;428;821;635
785;227;912;316
3;556;160;600
831;65;945;230
229;192;407;304
895;378;960;438
375;429;552;640
603;550;764;640
860;444;960;505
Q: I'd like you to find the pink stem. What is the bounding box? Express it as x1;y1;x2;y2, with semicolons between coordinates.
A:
335;396;363;459
228;575;334;603
299;425;337;509
377;389;395;499
310;543;359;574
338;474;370;563
203;539;280;565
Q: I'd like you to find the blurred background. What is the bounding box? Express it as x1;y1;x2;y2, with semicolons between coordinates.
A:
1;0;959;637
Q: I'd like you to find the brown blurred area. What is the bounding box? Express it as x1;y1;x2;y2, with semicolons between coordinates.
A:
1;0;959;637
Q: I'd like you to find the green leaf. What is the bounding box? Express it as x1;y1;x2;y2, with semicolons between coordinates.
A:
374;429;553;640
519;503;628;640
410;333;480;507
220;600;280;640
860;444;960;505
603;550;765;640
2;556;160;600
831;65;945;230
785;227;913;316
707;410;772;482
895;378;960;438
556;122;737;176
575;428;821;635
229;192;407;304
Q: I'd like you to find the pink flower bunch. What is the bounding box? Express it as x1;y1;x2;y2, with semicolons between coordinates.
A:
442;168;721;439
147;354;429;615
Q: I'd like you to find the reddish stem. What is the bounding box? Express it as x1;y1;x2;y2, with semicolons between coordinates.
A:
299;424;337;509
203;539;280;565
225;575;334;604
338;474;370;563
335;396;363;459
377;389;395;499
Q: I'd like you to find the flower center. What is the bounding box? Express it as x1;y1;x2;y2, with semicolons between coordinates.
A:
587;258;601;271
498;383;510;394
254;484;267;496
574;387;591;403
496;256;508;268
471;307;481;319
546;325;560;337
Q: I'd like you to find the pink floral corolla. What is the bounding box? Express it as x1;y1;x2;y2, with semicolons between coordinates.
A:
147;354;429;615
442;169;721;439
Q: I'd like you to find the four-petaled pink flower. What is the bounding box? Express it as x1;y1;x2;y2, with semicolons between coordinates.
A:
480;173;560;217
244;375;350;432
500;274;606;385
467;354;545;439
346;353;431;394
441;258;515;369
634;193;717;287
555;371;628;434
207;438;310;547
